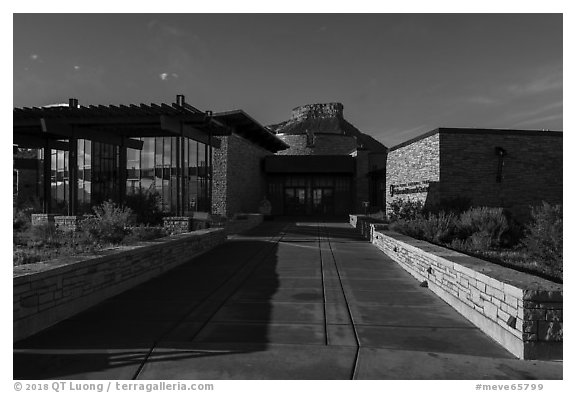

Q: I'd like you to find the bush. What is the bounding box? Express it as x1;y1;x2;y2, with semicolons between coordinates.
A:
28;223;60;246
456;207;509;249
124;187;164;225
387;198;424;221
421;211;458;244
521;202;562;274
80;200;133;244
13;208;31;232
389;218;425;240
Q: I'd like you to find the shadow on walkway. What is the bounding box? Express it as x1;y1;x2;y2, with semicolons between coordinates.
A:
13;222;284;380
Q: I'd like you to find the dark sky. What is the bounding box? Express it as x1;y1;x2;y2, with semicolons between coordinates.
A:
13;13;562;147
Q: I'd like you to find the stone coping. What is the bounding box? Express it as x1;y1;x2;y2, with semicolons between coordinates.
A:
379;230;562;298
13;228;223;282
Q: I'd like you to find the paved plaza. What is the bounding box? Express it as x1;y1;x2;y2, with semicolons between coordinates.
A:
14;221;562;379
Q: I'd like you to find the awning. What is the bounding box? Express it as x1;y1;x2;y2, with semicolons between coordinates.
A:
265;155;355;174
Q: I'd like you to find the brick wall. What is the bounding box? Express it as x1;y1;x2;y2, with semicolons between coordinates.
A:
371;227;562;360
212;134;272;217
275;134;358;156
386;133;440;212
385;130;562;221
13;228;226;342
439;132;562;221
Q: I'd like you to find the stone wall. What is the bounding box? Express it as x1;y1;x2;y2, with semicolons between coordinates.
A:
13;228;226;342
162;216;194;233
439;131;562;221
275;134;358;156
54;216;82;232
31;214;57;227
385;133;440;211
212;134;272;217
385;130;563;221
371;228;562;360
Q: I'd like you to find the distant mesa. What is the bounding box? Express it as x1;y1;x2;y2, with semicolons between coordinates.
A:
267;102;387;154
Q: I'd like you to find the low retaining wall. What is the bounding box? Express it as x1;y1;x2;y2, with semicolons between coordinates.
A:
371;227;562;360
349;214;386;240
13;228;226;342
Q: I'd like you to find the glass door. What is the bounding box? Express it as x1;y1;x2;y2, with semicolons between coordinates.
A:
284;187;307;215
312;187;334;216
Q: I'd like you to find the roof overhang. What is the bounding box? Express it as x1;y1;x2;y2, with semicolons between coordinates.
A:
213;110;289;153
13;102;225;150
265;155;355;174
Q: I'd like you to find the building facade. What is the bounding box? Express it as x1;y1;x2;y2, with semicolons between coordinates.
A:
14;100;562;222
12;97;286;219
386;128;563;221
265;103;388;216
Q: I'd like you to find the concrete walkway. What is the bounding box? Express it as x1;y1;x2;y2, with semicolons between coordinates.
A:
14;221;562;380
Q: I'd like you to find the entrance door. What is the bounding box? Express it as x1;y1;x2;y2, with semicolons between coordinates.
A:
284;187;307;215
312;187;334;216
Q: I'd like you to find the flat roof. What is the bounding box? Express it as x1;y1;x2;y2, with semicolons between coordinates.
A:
389;127;563;152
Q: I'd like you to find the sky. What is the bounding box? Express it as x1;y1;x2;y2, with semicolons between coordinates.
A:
13;13;563;147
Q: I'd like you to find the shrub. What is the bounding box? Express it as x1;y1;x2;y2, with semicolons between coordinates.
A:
387;198;424;221
28;223;59;247
421;211;458;244
124;187;164;225
13;208;31;232
456;207;509;249
80;200;132;244
521;202;562;274
389;218;425;240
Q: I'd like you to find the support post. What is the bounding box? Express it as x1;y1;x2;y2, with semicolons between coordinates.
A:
42;143;51;214
67;137;78;216
118;138;127;205
175;134;181;216
180;135;186;216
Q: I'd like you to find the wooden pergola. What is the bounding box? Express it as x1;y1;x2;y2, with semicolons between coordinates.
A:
13;96;228;216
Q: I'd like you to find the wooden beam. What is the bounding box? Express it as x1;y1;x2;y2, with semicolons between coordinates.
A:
40;118;75;137
13;134;70;151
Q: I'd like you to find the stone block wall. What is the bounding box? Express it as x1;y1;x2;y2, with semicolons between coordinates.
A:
349;214;386;240
13;228;226;342
31;214;57;227
386;133;440;211
371;227;562;360
212;134;272;217
54;216;82;232
162;216;194;233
